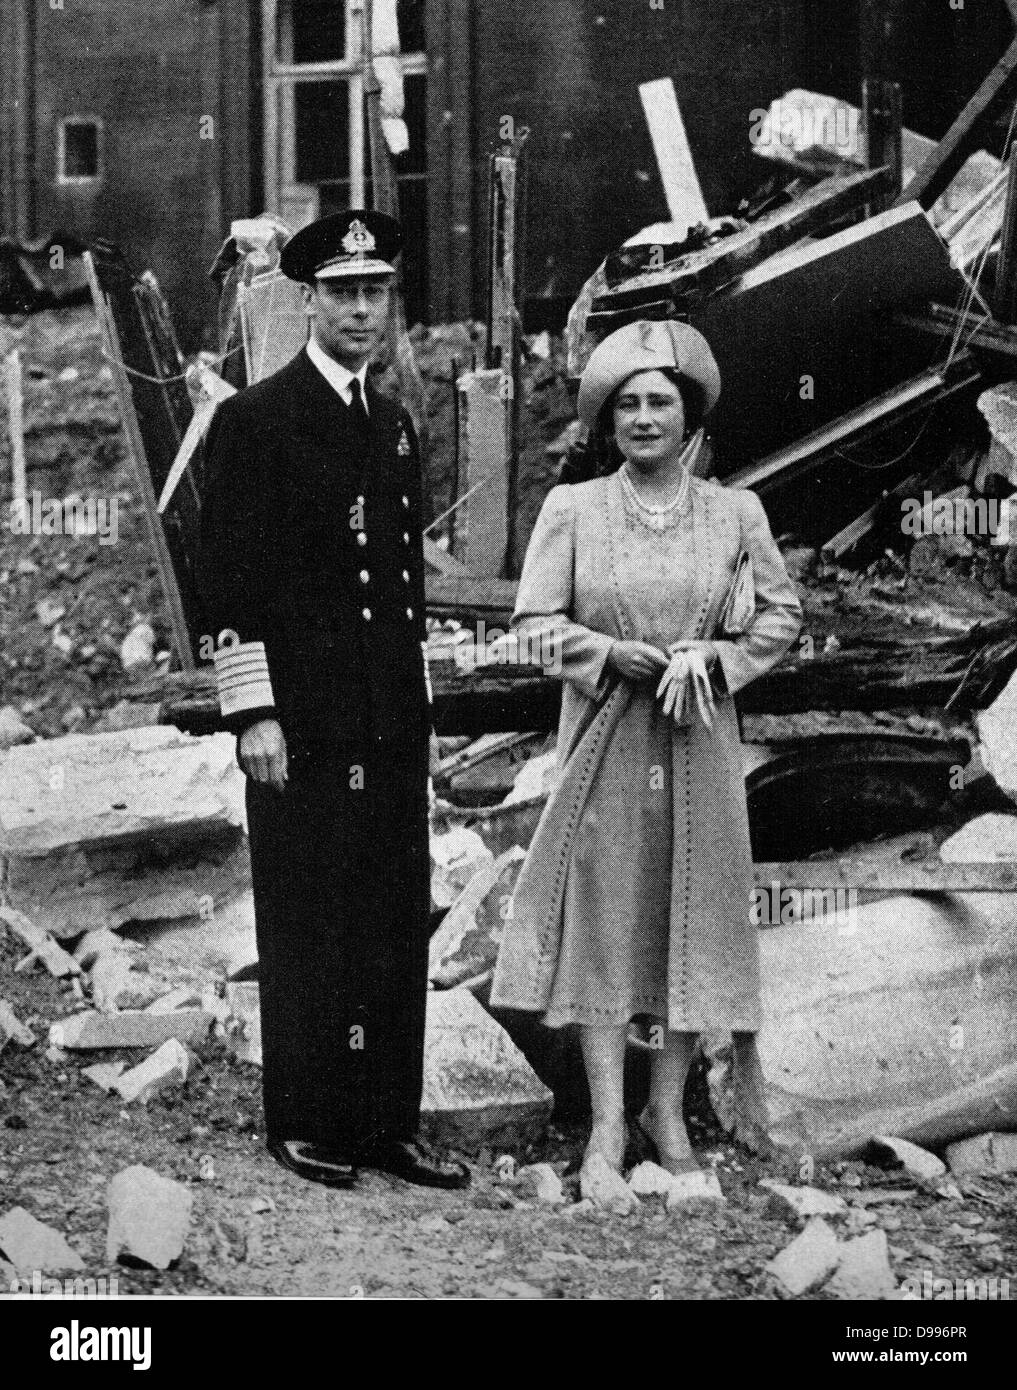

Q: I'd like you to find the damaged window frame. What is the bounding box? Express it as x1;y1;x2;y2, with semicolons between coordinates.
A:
56;115;104;186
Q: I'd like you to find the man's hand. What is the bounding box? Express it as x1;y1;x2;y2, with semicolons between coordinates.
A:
239;718;288;793
606;640;669;683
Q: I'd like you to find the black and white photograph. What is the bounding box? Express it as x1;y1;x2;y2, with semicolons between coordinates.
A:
0;0;1015;1335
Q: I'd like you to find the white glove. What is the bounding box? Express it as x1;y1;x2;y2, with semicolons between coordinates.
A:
656;648;715;729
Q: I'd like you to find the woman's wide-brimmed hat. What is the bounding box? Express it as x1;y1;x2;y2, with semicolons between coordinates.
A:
576;319;721;428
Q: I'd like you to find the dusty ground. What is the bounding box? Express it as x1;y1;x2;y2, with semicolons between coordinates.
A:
2;933;1015;1300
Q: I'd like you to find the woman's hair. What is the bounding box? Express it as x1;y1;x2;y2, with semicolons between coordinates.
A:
575;368;710;481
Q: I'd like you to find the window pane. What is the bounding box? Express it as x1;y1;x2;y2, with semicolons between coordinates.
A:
295;81;350;183
397;0;426;53
291;0;345;63
62;122;99;178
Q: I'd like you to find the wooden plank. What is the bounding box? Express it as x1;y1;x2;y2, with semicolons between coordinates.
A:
896;38;1017;210
486;146;523;574
3;348;27;506
755;861;1017;893
638;78;708;230
894;303;1017;361
425;574;518;613
455;368;509;575
0;906;81;979
864;78;903;211
726;360;975;494
83;252;195;671
157;368;236;515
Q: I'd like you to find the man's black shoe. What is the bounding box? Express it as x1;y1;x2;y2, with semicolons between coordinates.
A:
361;1137;471;1190
268;1139;357;1188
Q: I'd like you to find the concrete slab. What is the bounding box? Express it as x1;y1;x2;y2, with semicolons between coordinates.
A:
758;888;1017;1158
0;726;245;857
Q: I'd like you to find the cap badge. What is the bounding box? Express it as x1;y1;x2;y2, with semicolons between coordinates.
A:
342;219;376;259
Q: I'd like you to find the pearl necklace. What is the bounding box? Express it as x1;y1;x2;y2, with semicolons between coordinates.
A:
620;461;691;516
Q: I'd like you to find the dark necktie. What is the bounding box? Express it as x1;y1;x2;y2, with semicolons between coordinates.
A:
348;376;370;435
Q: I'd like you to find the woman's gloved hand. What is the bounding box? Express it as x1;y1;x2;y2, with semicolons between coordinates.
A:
656;648;715;729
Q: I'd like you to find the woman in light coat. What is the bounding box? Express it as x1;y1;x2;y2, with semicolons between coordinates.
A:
491;320;802;1176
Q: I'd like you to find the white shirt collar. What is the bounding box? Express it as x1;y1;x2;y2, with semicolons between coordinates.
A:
306;337;369;411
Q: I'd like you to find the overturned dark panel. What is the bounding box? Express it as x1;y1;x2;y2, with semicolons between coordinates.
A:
90;241;205;656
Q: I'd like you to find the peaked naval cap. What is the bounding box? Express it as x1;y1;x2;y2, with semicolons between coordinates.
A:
279;210;402;283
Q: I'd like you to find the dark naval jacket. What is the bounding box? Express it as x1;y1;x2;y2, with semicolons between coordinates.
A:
197;347;429;753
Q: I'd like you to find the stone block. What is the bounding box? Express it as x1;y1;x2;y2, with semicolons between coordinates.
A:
516;1162;565;1206
946;1131;1017;1175
49;1008;211;1051
826;1229;896;1300
759;1180;848;1219
0;705;34;750
580;1154;640;1213
665;1170;725;1208
420;987;552;1150
106;1165;192;1270
0;1207;85;1276
0;999;35;1049
428;846;524;988
765;1217;840;1296
114;1039;190;1104
83;1061;126;1092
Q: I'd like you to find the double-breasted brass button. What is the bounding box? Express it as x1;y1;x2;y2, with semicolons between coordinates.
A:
403;532;410;544
402;495;410;508
362;607;372;621
406;607;414;620
356;532;368;546
402;569;410;582
359;569;370;584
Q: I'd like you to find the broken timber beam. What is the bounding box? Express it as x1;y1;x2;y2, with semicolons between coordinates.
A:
589;166;890;326
895;37;1017;210
638;77;709;231
0;906;81;978
894;304;1017;365
3;347;27;507
726;357;981;496
84;252;195;671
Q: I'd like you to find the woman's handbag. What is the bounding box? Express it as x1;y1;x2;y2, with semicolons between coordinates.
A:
718;549;755;637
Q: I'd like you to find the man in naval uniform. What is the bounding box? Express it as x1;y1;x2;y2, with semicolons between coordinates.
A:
197;210;468;1190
